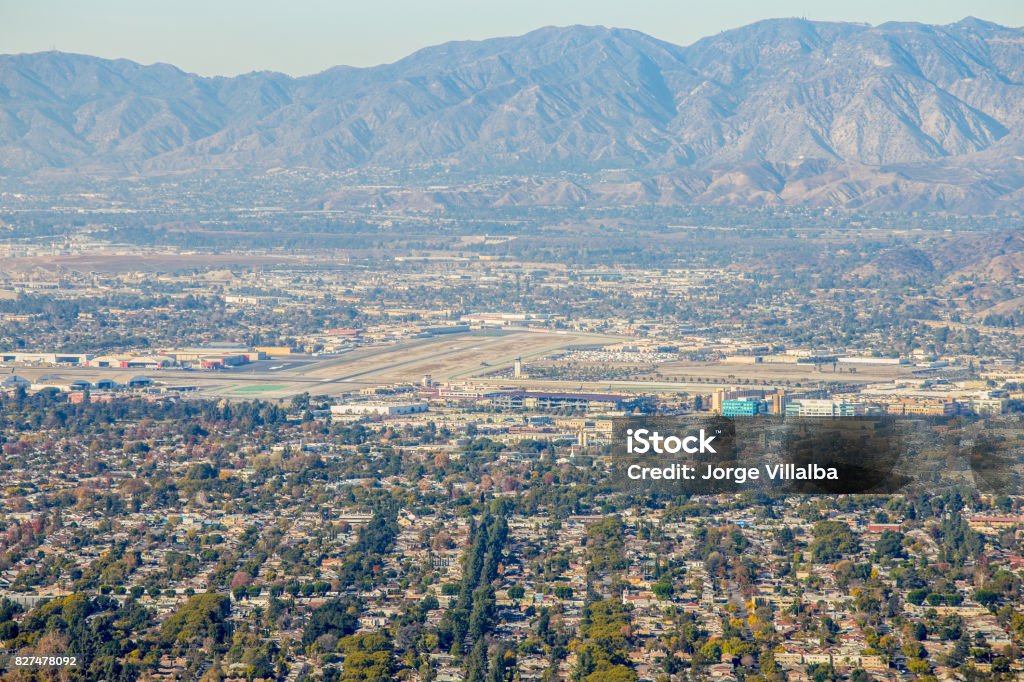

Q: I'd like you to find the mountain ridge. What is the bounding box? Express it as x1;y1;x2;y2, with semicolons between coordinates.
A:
3;19;1024;211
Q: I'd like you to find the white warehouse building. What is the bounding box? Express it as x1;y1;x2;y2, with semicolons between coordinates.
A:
330;402;429;417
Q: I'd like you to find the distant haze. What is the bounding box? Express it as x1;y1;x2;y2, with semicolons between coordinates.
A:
2;0;1023;75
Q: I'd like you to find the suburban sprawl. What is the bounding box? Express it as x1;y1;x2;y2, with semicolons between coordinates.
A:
1;202;1024;682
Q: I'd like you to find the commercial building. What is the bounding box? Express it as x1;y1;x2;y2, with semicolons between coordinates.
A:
198;354;251;369
438;386;504;400
461;312;549;327
0;352;92;365
254;346;294;357
770;390;809;416
159;348;266;365
711;389;765;414
969;394;1008;415
90;354;173;369
418;325;470;336
882;398;958;416
486;389;646;412
838;356;909;365
330;402;429;417
785;399;867;417
721;397;768;417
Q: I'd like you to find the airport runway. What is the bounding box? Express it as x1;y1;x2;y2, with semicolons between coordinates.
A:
8;328;625;400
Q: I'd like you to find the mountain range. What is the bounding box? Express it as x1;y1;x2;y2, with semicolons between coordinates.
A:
3;18;1024;212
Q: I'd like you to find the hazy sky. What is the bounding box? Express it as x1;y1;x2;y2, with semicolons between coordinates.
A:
4;0;1024;76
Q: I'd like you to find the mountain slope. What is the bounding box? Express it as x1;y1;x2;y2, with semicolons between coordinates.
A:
2;19;1024;210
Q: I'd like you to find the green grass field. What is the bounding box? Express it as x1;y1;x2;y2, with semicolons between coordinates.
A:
230;384;286;394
